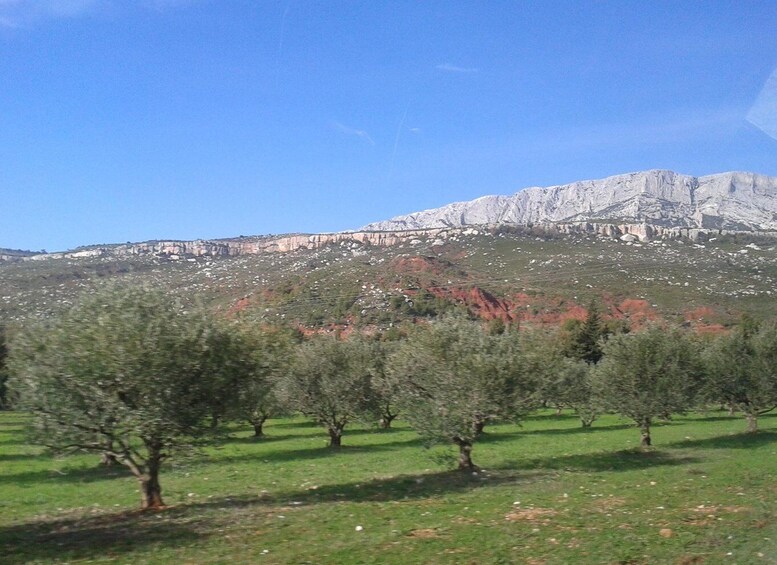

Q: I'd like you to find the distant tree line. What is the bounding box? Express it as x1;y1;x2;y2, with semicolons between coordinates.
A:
4;286;777;509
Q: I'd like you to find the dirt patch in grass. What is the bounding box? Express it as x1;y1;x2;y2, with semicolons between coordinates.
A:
505;507;558;524
683;504;751;526
677;555;705;565
407;528;444;538
591;496;627;512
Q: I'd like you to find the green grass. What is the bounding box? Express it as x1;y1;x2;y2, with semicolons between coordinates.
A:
1;410;777;564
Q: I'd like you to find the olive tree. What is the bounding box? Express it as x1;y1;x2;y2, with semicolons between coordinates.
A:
230;324;297;437
7;286;234;509
591;324;701;448
522;328;595;425
388;317;531;470
365;338;401;428
280;334;375;447
702;321;777;432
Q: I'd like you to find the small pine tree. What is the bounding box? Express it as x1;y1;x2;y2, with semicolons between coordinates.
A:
577;300;604;364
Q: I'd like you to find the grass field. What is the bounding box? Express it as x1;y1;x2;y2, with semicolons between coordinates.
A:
1;410;776;564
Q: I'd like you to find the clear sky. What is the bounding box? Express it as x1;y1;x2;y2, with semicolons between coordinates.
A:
2;1;777;252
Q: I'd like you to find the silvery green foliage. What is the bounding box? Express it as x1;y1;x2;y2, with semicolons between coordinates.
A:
7;285;236;506
388;316;531;464
280;333;377;446
702;321;777;432
521;328;597;425
591;324;702;445
230;324;296;434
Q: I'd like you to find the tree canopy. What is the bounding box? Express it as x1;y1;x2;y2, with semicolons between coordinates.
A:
7;285;244;509
388;316;531;469
591;324;702;447
280;333;376;447
702;320;777;432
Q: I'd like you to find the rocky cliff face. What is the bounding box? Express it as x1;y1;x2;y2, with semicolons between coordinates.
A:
8;170;777;263
16;220;767;263
361;170;777;232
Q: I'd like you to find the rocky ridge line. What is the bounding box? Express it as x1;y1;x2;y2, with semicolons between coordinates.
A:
11;221;774;262
362;170;777;232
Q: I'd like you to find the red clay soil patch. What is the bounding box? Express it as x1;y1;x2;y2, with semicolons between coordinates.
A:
510;294;591;326
227;296;253;316
694;324;727;335
685;306;717;323
684;306;729;335
611;299;659;328
391;255;458;277
429;285;515;322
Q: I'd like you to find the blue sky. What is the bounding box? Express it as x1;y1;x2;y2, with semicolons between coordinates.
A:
2;1;777;252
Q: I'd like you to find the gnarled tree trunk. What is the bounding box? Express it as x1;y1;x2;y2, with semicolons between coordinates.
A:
577;407;597;428
639;418;652;448
328;426;343;448
454;437;475;470
379;409;397;429
250;415;268;437
138;442;165;510
745;412;758;433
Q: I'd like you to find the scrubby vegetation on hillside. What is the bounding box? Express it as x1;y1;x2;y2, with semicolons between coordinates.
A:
2;229;776;330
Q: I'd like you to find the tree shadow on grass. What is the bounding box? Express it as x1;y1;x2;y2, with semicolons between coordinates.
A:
0;463;128;486
667;430;777;450
515;422;635;437
692;412;777;424
0;446;704;562
523;412;581;423
221;425;407;446
691;415;740;423
0;508;206;563
188;448;698;511
509;448;701;474
0;466;546;562
266;420;317;430
0;452;49;463
214;436;426;465
219;433;307;445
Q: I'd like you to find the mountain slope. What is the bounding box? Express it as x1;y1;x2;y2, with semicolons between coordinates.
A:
362;170;777;232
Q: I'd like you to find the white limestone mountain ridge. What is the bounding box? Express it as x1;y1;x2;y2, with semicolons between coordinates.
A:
362;170;777;232
6;169;776;263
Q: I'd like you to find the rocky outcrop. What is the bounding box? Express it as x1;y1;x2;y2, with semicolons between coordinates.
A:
18;229;458;261
12;219;776;263
362;170;777;232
